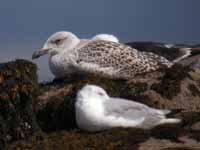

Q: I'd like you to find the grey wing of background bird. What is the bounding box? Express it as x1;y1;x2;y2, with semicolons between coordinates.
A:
76;40;173;79
103;98;166;128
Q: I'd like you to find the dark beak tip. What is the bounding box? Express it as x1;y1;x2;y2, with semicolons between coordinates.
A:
32;52;40;60
32;48;50;60
32;55;36;60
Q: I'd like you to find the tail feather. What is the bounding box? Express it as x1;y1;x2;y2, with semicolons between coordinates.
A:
160;109;171;115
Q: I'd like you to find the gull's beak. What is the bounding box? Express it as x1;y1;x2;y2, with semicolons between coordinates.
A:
32;48;51;59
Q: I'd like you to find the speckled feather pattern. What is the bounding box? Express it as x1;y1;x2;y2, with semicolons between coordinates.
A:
76;40;173;79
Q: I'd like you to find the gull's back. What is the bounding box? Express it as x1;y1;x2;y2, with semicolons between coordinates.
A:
76;40;173;79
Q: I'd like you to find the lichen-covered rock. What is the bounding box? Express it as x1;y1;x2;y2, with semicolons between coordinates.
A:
36;65;200;133
7;125;184;150
32;63;200;149
0;59;39;149
7;129;147;150
3;59;200;150
151;64;191;99
7;122;200;150
139;138;200;150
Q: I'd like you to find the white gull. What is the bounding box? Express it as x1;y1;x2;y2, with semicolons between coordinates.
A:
75;85;181;132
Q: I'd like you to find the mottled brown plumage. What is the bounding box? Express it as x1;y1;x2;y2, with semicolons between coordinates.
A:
76;40;173;79
32;31;174;79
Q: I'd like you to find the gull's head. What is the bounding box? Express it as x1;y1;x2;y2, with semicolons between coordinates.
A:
32;31;80;59
77;85;110;102
92;34;119;43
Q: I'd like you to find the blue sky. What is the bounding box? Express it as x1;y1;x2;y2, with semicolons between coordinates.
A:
1;0;200;81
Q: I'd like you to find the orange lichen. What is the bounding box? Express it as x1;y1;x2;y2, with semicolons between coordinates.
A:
0;74;4;85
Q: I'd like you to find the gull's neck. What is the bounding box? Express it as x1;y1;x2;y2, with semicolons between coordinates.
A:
66;38;81;51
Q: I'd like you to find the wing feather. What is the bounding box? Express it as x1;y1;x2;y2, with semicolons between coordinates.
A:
76;40;172;79
103;97;164;127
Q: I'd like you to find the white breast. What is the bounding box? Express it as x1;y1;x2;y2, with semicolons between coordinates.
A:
48;53;77;78
75;98;106;131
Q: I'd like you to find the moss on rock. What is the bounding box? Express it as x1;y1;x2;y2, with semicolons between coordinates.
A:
188;84;200;97
18;61;200;150
151;64;191;99
0;59;39;148
7;125;183;150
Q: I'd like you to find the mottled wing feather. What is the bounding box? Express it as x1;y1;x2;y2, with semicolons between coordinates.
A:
76;40;172;79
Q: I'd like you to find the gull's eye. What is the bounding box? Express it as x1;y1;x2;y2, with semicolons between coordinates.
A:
51;37;68;45
97;91;105;96
53;37;68;45
54;39;62;45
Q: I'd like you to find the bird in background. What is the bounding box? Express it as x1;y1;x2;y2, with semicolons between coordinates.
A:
32;31;173;79
126;41;200;63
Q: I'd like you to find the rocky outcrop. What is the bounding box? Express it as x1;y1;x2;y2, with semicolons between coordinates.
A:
0;60;39;149
0;59;199;150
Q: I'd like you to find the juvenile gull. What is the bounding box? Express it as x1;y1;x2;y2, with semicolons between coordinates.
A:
32;31;173;79
75;85;181;132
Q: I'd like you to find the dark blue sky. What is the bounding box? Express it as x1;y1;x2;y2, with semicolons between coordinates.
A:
1;0;200;81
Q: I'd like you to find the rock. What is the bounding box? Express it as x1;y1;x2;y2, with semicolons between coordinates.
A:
151;64;191;99
178;54;200;69
6;125;185;150
6;128;149;150
1;59;200;150
36;65;200;132
0;59;39;149
191;122;200;131
139;138;200;150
